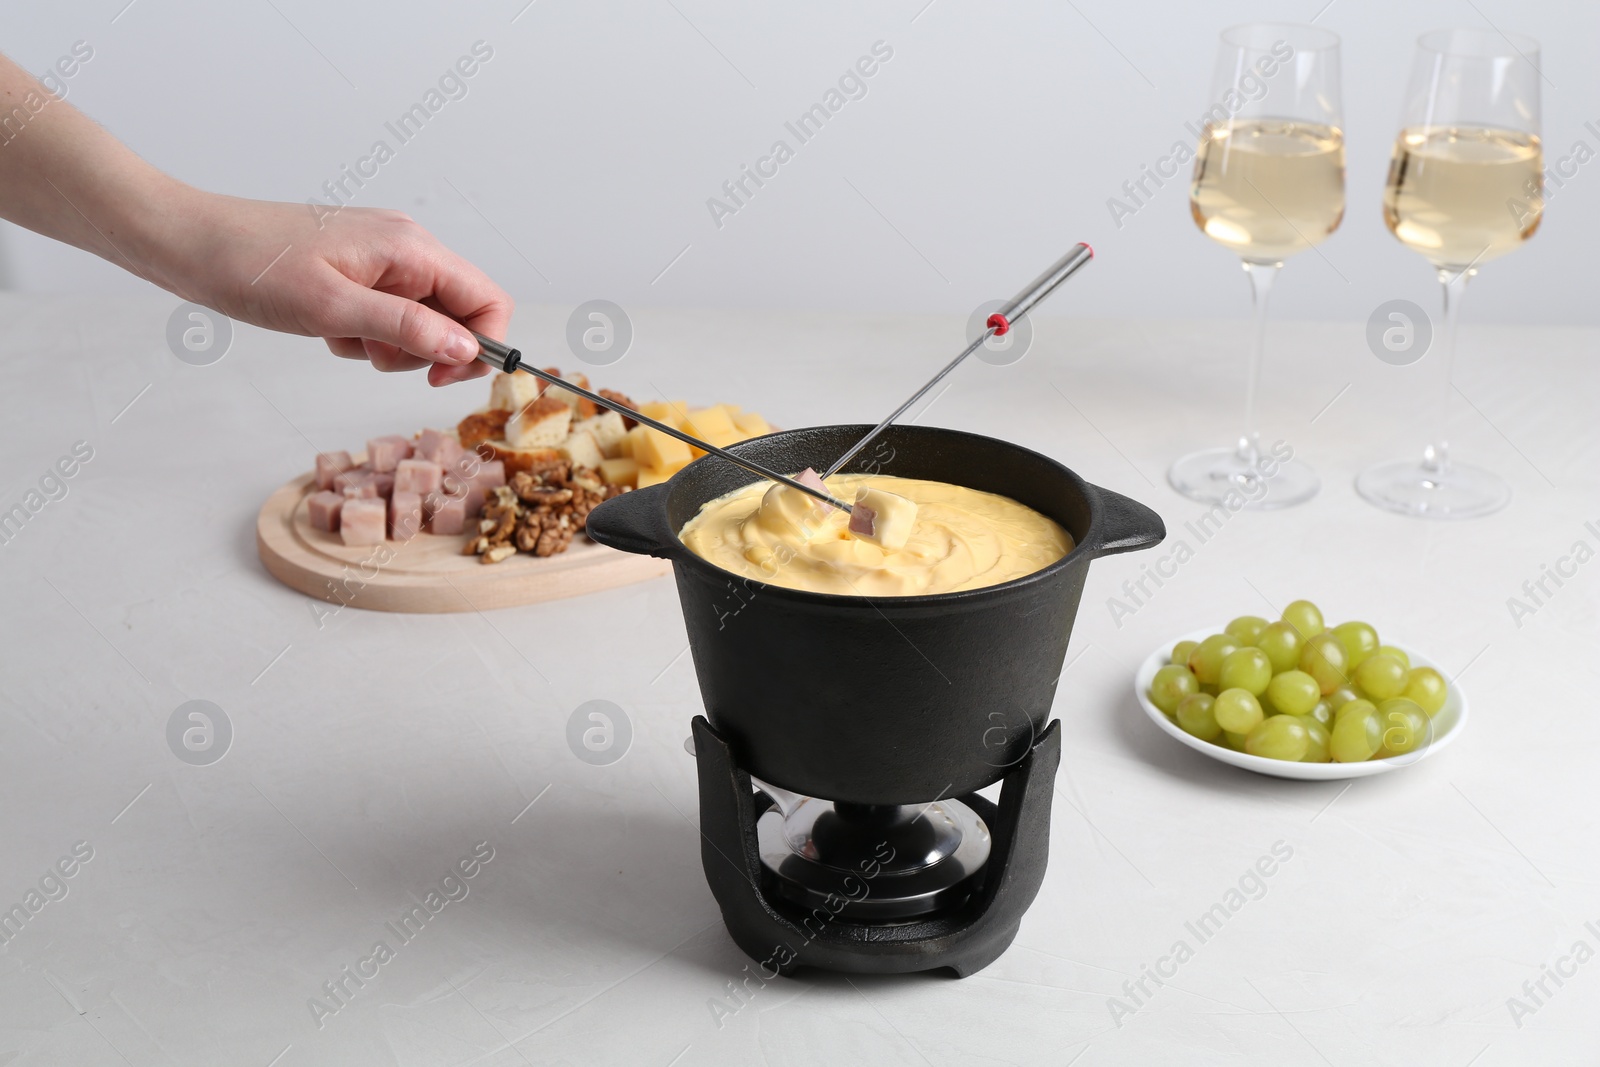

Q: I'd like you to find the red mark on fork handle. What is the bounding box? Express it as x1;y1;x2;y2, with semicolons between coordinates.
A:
986;312;1011;336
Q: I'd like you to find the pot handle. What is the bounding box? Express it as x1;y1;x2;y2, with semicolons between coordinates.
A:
584;483;678;559
1086;483;1166;558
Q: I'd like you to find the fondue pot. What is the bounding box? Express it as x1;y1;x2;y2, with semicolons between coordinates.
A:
587;424;1165;975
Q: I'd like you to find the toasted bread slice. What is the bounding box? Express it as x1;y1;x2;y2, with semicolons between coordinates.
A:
489;371;541;414
542;369;598;419
477;440;566;478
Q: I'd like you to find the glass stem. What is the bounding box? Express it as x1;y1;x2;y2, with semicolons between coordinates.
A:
1237;260;1280;464
1424;267;1472;475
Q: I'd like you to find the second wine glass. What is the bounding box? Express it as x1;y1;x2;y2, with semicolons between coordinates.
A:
1170;23;1345;509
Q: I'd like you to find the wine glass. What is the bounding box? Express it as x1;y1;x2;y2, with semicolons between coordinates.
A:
1356;28;1543;519
1170;23;1344;510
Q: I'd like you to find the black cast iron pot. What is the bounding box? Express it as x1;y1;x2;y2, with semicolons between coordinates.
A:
587;425;1165;806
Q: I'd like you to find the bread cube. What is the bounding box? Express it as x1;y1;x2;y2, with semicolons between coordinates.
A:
542;371;597;417
489;371;540;413
307;490;344;532
573;411;628;458
634;427;692;471
366;435;413;472
505;397;572;449
339;497;386;546
557;430;605;471
598;457;639;488
314;450;355;490
389;491;424;542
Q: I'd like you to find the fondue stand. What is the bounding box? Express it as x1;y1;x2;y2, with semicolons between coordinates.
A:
480;245;1142;976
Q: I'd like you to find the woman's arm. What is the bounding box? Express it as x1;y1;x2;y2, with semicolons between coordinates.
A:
0;52;508;386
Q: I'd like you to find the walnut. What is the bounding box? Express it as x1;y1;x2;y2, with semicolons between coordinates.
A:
599;389;638;429
535;522;574;557
481;544;516;564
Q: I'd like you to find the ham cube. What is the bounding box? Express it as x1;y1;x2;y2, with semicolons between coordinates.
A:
389;491;423;542
339;497;386;545
471;459;506;489
394;458;443;495
416;428;465;469
335;470;378;498
373;472;395;498
848;487;918;551
314;450;355;490
366;435;413;472
307;490;344;532
428;494;468;535
463;485;487;519
794;467;834;513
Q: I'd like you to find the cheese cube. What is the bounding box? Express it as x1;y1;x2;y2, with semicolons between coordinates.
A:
683;406;737;443
598;457;640;488
734;411;772;437
634;427;691;471
639;400;687;428
618;425;644;458
848;487;918;551
557;430;605;471
636;465;672;488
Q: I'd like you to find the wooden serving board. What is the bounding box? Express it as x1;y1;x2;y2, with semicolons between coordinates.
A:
256;473;673;613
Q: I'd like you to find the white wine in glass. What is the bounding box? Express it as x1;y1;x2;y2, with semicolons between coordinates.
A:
1357;30;1544;519
1170;24;1344;510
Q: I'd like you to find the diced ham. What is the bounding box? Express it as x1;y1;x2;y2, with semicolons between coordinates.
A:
314;450;355;491
306;490;344;532
339;497;386;545
366;435;413;472
416;427;465;468
794;467;834;513
471;459;506;489
389;491;423;542
335;470;378;498
374;472;395;498
395;458;443;495
463;485;487;519
428;494;468;535
847;487;918;551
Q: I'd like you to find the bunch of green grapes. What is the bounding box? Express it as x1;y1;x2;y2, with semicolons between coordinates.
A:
1146;599;1448;764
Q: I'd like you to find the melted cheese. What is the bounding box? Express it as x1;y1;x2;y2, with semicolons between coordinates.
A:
679;473;1072;596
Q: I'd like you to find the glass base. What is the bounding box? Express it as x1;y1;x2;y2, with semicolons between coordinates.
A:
1355;459;1511;520
1168;447;1319;510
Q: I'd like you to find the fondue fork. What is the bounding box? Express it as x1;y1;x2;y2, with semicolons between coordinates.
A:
821;243;1094;478
471;335;855;513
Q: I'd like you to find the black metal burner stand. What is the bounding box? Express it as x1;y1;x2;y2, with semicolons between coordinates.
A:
691;715;1061;978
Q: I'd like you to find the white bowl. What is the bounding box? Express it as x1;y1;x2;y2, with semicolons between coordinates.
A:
1133;626;1470;780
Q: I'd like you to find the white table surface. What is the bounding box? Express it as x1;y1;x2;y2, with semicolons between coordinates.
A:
2;293;1597;1066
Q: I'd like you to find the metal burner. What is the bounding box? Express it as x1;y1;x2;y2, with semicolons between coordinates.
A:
756;795;991;921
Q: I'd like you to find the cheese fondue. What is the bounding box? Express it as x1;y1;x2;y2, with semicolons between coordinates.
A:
678;473;1072;596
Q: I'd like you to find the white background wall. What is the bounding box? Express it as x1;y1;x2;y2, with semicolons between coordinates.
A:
1;0;1595;326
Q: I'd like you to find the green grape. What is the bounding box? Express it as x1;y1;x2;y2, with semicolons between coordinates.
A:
1377;698;1430;757
1214;688;1264;734
1225;615;1269;645
1331;621;1380;668
1298;632;1350;695
1171;640;1199;667
1266;670;1320;716
1246;715;1309;761
1354;653;1408;701
1200;682;1220;697
1282;599;1325;639
1377;645;1411;670
1402;667;1448;716
1330;704;1383;762
1300;719;1332;762
1222;730;1249;751
1218;647;1273;695
1333;697;1376;723
1255;621;1304;674
1304;700;1333;728
1188;634;1241;686
1175;693;1221;741
1149;664;1199;715
1327;686;1361;713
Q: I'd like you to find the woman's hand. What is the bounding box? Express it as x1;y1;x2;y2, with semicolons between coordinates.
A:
152;192;512;387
